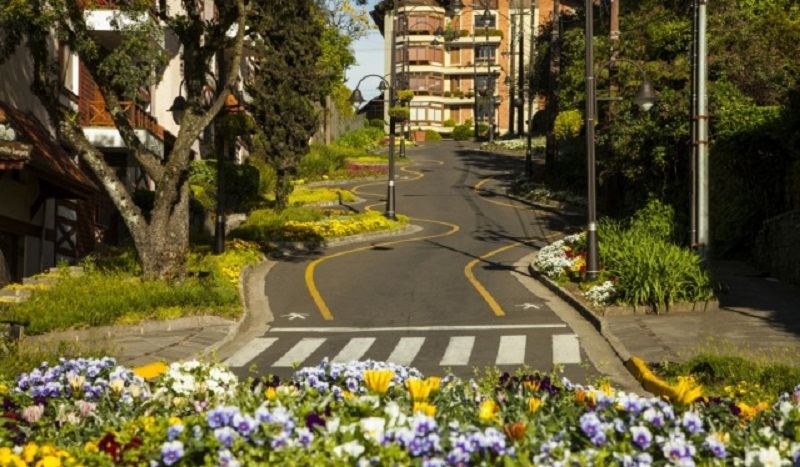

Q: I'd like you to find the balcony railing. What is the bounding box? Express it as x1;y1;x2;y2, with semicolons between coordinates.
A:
80;100;165;140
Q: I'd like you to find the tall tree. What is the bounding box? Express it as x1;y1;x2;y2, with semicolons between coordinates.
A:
247;0;324;210
0;0;247;280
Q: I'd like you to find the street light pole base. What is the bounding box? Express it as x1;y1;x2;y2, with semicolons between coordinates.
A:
586;225;599;281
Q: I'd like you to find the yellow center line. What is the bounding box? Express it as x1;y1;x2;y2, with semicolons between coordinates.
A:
305;218;460;320
473;175;563;240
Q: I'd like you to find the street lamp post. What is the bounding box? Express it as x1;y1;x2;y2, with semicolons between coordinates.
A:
584;0;656;280
350;75;396;220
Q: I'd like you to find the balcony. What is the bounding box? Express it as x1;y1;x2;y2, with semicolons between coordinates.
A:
83;0;158;48
79;100;165;157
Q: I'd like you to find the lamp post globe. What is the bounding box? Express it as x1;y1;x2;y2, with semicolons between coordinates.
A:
634;78;656;111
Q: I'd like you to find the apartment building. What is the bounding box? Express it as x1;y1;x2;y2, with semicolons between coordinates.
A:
0;0;198;284
373;0;554;135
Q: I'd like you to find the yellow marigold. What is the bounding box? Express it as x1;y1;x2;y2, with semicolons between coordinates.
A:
413;402;437;416
364;369;394;395
35;456;61;467
407;378;432;402
133;361;168;380
479;400;499;422
528;397;543;414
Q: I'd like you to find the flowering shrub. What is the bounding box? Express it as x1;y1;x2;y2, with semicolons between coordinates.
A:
584;281;617;307
2;357;800;465
283;211;408;240
533;233;586;281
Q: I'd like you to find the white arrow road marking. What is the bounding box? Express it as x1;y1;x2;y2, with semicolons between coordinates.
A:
515;303;541;310
282;313;308;321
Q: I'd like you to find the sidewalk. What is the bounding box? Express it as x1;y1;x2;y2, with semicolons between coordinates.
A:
604;260;800;364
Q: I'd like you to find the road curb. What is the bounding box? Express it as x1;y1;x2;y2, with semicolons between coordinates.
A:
265;223;423;256
527;258;631;365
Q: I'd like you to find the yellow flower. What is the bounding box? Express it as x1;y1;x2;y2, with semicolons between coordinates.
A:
23;443;38;463
0;383;8;395
363;369;394;395
407;378;432;402
413;402;437;416
711;432;730;444
479;400;499;422
35;456;61;467
425;376;442;394
523;380;540;392
84;442;99;453
133;361;168;380
342;390;354;400
599;381;615;397
672;376;703;405
528;397;543;414
265;387;277;400
169;416;182;426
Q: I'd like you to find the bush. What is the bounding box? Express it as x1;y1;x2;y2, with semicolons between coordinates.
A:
451;123;472;141
443;118;456;128
553;110;583;141
424;129;442;141
598;217;713;311
188;160;261;212
297;144;353;180
367;118;385;129
333;127;385;150
287;187;356;206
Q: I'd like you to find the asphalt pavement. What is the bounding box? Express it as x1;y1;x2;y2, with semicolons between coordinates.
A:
225;140;597;382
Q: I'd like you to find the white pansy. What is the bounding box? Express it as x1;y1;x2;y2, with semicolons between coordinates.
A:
333;440;365;458
359;417;386;442
744;446;786;467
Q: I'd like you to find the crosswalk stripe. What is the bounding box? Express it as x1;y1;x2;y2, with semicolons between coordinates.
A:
332;337;376;363
496;335;526;365
552;334;581;364
273;338;326;367
439;336;475;366
387;337;426;366
224;337;278;367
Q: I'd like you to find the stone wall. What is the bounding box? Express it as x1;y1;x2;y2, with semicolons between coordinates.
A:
755;210;800;285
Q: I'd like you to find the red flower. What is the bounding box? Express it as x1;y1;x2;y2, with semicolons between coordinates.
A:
99;432;121;461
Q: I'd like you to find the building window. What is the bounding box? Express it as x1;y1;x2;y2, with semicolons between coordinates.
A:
475;45;496;62
410;102;444;124
474;75;496;93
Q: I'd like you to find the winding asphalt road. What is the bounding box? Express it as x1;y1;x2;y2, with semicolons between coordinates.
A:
226;140;596;382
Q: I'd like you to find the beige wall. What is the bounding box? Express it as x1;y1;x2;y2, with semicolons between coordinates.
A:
0;44;57;136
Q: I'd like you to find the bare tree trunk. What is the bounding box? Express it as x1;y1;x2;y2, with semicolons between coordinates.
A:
139;181;191;281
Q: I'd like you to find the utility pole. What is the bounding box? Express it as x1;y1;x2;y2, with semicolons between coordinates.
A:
509;7;516;136
690;0;698;248
696;0;709;258
524;0;536;180
545;0;560;178
386;1;398;220
584;0;599;280
516;1;525;135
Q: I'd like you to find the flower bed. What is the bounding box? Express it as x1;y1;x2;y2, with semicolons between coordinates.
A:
533;201;714;312
1;358;799;466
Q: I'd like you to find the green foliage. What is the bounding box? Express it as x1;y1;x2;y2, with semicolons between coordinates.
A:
188;160;261;212
451;122;472;141
297;143;353;180
659;353;800;404
598;205;713;311
553;110;582;141
443;118;456;128
388;106;410;121
396;90;415;103
424;130;442;141
247;0;324;210
4;242;263;334
630;198;680;244
368;118;385;129
333;126;385;149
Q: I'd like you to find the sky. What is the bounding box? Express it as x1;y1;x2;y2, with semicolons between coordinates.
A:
345;0;385;102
